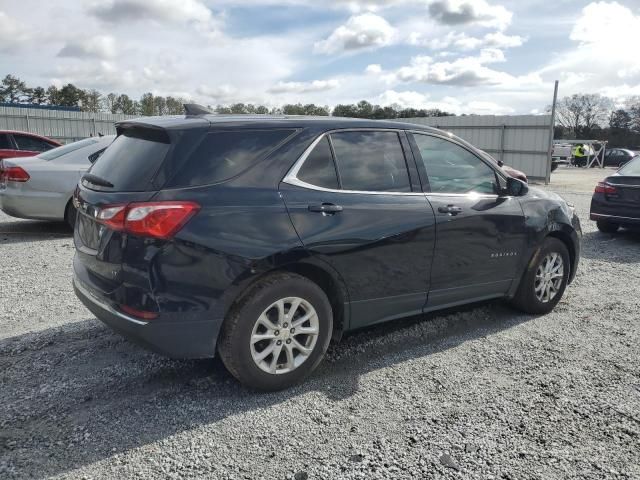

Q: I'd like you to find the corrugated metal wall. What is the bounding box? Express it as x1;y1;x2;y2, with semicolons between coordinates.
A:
397;115;553;181
0;106;137;144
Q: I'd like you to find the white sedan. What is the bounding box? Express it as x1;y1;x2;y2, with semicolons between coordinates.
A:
0;135;115;227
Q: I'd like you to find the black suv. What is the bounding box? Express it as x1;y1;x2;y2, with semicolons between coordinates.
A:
73;109;581;390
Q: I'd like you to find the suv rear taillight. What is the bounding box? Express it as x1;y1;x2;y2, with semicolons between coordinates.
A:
595;182;617;195
96;201;200;239
0;166;30;182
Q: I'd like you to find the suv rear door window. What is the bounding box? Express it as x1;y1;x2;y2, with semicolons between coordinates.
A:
0;134;11;149
296;137;339;189
412;134;497;194
14;134;54;152
88;131;170;191
329;131;410;192
168;129;295;187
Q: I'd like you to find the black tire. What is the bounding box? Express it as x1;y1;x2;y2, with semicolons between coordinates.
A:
596;220;619;233
510;237;570;315
64;200;77;230
217;272;333;391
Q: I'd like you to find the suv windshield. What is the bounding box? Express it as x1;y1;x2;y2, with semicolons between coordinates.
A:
39;138;99;161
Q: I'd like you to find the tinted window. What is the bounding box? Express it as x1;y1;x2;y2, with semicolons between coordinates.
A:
297;137;339;189
619;156;640;175
0;134;11;149
38;137;99;161
89;132;170;191
168;129;294;187
330;131;410;192
14;134;54;152
413;134;497;194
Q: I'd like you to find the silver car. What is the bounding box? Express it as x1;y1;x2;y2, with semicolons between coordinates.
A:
0;135;115;227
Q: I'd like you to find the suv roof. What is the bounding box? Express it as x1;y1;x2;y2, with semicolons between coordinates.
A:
116;114;443;134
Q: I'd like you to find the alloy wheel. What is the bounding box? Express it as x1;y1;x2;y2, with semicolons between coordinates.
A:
534;253;564;303
250;297;320;374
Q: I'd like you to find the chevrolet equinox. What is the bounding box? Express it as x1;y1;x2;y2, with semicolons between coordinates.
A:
73;107;581;390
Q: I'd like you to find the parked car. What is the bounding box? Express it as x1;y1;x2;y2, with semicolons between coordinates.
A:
590;155;640;233
0;130;61;160
480;151;528;183
0;135;114;227
603;148;639;168
72;111;581;390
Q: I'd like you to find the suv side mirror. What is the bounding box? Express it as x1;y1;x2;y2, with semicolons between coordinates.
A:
504;176;529;196
497;159;504;167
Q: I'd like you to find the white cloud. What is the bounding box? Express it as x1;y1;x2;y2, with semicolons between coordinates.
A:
389;48;518;87
376;89;514;115
314;13;396;54
0;11;30;51
268;79;340;94
409;30;524;51
88;0;211;23
427;0;513;30
87;0;221;37
537;1;640;101
365;64;382;74
58;35;117;59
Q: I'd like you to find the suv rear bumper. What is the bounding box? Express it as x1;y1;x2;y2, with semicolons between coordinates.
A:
73;275;222;359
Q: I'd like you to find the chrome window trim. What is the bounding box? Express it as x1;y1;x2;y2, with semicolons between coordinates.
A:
282;129;424;196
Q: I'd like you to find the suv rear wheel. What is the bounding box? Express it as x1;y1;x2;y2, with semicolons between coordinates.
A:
511;237;570;314
218;272;333;390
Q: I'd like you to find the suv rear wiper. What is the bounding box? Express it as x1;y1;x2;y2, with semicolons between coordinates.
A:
82;173;114;188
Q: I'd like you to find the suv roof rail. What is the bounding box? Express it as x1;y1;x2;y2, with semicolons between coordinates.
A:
183;103;212;116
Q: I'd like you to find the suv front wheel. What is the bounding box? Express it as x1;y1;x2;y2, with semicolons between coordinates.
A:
511;237;570;314
218;272;333;391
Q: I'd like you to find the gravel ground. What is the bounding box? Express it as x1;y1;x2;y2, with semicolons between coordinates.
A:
1;167;639;479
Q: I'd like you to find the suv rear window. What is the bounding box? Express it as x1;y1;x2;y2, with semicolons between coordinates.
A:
88;131;170;191
167;129;295;187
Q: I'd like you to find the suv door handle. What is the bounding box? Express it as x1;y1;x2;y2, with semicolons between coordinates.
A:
438;205;463;215
308;203;343;214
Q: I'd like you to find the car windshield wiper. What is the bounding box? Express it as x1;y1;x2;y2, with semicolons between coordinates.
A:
82;173;114;188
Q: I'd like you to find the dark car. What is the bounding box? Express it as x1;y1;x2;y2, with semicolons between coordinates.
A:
590;155;640;232
0;130;61;160
604;148;639;168
72;110;582;390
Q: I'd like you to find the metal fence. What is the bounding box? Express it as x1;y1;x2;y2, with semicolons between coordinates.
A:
398;115;553;182
0;105;137;144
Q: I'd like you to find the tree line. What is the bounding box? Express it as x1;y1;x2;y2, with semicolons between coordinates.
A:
553;93;640;147
0;74;452;119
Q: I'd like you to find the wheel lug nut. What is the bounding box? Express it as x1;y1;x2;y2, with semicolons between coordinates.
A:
283;323;288;328
274;330;279;336
286;339;291;344
290;328;295;334
277;340;282;345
